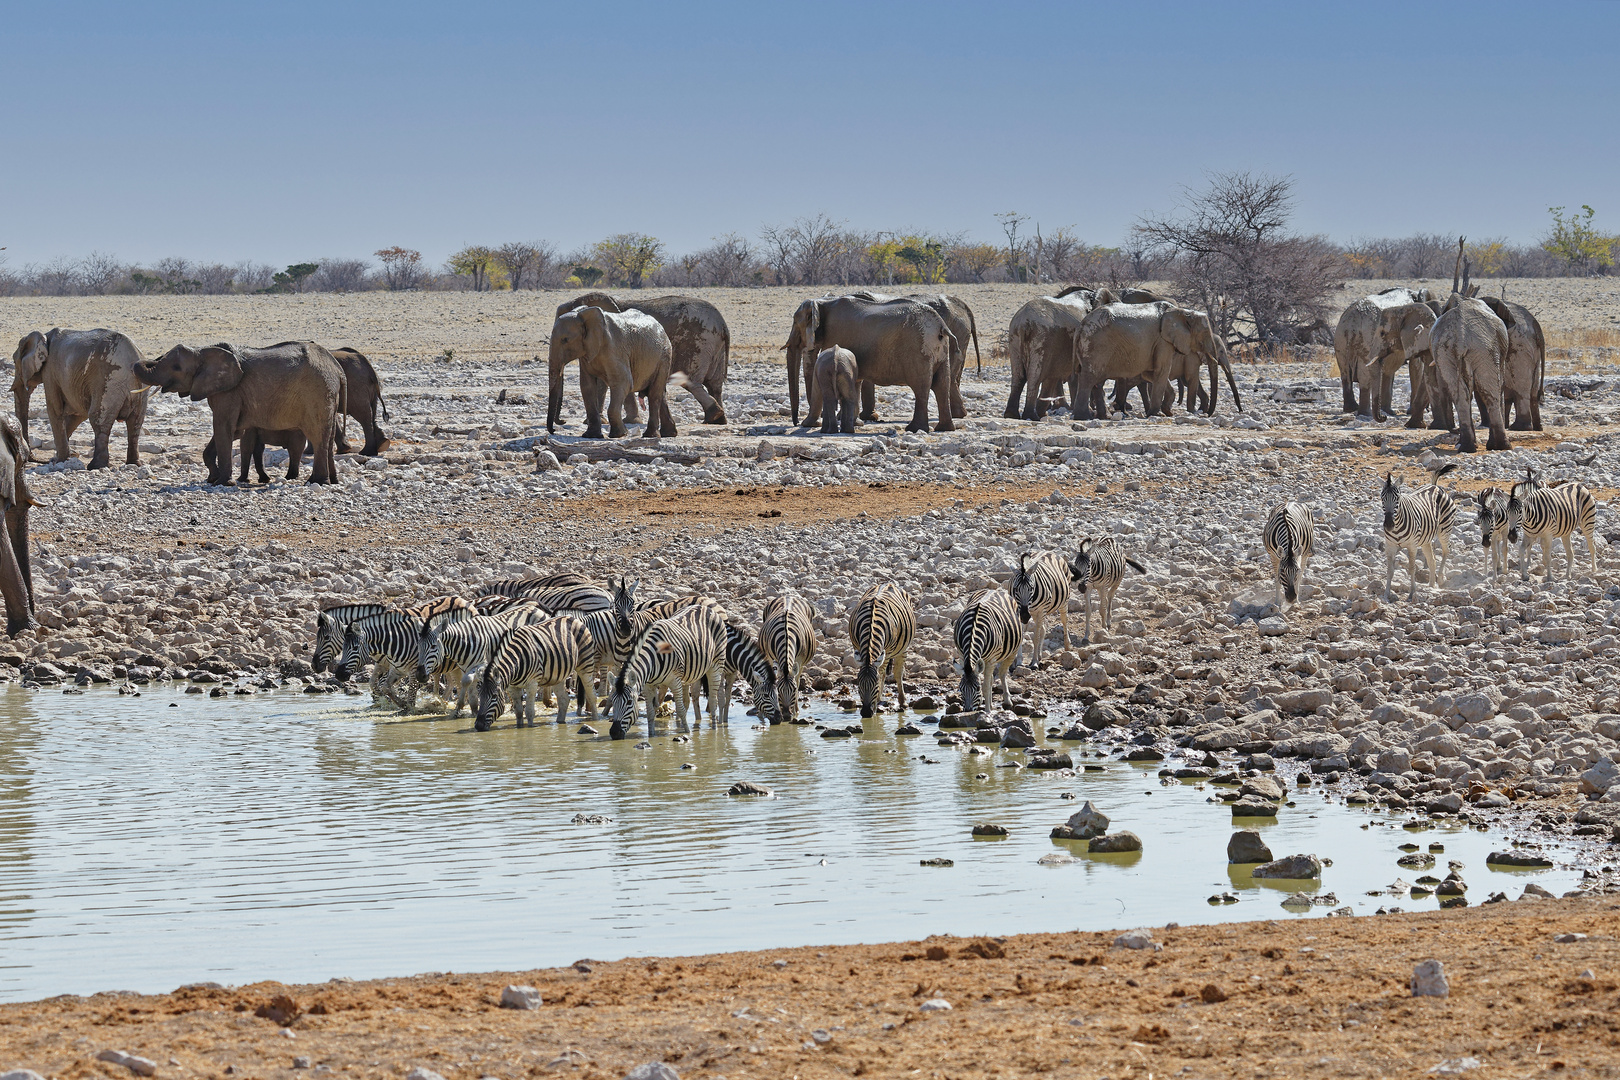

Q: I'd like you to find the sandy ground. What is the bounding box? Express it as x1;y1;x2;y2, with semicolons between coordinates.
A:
1;897;1615;1080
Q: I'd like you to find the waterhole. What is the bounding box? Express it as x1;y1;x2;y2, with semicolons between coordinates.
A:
0;684;1579;1000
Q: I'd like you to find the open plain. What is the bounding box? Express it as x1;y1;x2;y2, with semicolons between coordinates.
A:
4;281;1620;1074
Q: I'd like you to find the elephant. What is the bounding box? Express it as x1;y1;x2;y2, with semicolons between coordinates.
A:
1069;302;1232;421
1168;336;1244;416
546;306;676;440
784;295;955;433
844;290;980;419
11;329;154;469
1005;292;1097;420
815;347;859;434
555;292;729;424
1476;297;1545;431
0;417;35;638
1333;286;1432;419
134;341;345;485
198;344;391;483
1373;303;1448;430
1418;298;1512;454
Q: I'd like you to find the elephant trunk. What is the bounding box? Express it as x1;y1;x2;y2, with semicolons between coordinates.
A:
787;342;802;426
11;386;29;459
546;342;568;434
1218;347;1243;412
1205;353;1219;414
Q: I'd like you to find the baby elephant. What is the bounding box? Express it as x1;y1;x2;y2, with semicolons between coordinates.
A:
815;346;859;434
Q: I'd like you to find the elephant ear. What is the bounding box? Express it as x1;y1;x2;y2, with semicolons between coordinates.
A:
1160;309;1196;355
0;417;23;507
11;332;47;388
1477;296;1516;329
191;344;246;399
577;306;607;357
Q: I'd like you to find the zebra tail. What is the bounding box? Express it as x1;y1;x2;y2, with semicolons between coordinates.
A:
1125;557;1148;574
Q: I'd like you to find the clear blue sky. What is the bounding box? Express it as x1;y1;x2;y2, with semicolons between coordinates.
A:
5;0;1617;268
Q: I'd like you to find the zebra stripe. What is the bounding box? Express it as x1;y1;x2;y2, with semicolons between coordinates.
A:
313;603;388;673
1262;502;1315;607
337;610;423;709
719;621;780;725
1474;486;1512;578
474;616;591;731
420;608;546;717
954;588;1021;713
1510;470;1598;581
484;574;612;613
610;604;725;737
1381;470;1456;600
761;591;816;723
849;583;915;719
1069;536;1145;642
1009;551;1071;665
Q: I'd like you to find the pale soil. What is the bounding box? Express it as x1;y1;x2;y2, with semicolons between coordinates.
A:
2;897;1616;1080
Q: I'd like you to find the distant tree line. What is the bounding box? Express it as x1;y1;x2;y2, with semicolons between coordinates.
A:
2;201;1612;299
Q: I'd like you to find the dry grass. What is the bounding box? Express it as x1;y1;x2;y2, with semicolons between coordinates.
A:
1548;327;1620;350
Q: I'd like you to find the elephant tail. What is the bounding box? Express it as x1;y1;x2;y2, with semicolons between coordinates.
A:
967;306;981;374
376;386;390;422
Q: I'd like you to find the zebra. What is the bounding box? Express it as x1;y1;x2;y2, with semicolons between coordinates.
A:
336;609;425;709
313;603;388;673
760;590;816;723
1069;537;1146;643
402;596;474;696
419;608;547;716
1008;551;1071;667
1262;502;1315;609
1474;486;1513;578
717;621;781;725
1509;469;1598;581
954;588;1021;714
483;574;612;613
1381;469;1459;600
553;576;637;709
609;604;725;739
472;616;592;731
848;583;915;719
474;593;541;617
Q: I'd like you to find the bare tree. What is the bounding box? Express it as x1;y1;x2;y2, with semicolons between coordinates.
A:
375;247;426;291
77;251;127;295
1135;172;1340;345
233;261;276;292
192;263;238;294
995;211;1029;281
496;241;556;290
311;258;371;292
758;214;847;285
694;233;756;286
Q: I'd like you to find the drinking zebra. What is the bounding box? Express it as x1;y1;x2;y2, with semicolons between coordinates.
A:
336;609;426;708
760;590;816;723
313;603;389;674
419;607;548;717
1009;551;1071;666
1473;486;1513;578
1381;469;1458;600
559;576;637;703
718;621;782;725
473;616;592;731
1509;469;1598;581
849;583;915;719
1069;537;1146;643
1262;502;1315;609
609;603;725;739
954;588;1020;713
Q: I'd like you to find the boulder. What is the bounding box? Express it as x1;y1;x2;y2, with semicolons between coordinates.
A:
1453;692;1497;724
1275;688;1331;713
1227;830;1274;864
624;1065;682;1080
1240;777;1283;801
500;985;542;1010
1579;758;1618;796
1062;801;1110;839
1411;959;1449;998
1376;748;1413;774
1113;929;1160;950
1088;830;1142;853
1082;703;1125;730
1230;796;1279;818
971;823;1009;837
728;781;773;797
1250;853;1322;879
1486;851;1553;868
1026;751;1073;770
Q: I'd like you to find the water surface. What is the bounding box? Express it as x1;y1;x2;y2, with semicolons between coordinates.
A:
0;685;1577;1001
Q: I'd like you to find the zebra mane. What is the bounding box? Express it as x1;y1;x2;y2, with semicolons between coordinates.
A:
617;618;666;692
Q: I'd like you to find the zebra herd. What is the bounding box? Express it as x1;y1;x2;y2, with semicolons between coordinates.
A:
306;538;1152;734
1261;465;1602;611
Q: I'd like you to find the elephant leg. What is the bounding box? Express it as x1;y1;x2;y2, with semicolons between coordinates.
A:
622;384;641;424
44;388;72;463
577;371;607;440
605;380;630;440
949;349;966;419
840;395;856;435
680;376;718;421
701;378;727;425
1339;361;1357;413
285;433;305;481
905;380;932;434
654;389;677;439
87;418;113;471
1449;369;1479;454
237;432;254;483
860;380;881;423
1071;377;1096;422
1483;384;1511;451
124;415;142;466
1405;359;1429;428
931;367;954;432
1004;352;1028;419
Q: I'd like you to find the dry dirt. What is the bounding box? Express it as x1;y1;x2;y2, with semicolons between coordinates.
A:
3;898;1616;1080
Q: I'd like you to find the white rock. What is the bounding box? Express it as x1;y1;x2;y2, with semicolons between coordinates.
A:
1411;959;1449;997
918;998;952;1012
500;985;542;1010
1114;929;1160;950
96;1051;157;1077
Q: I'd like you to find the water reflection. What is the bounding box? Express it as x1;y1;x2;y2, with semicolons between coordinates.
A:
0;684;1583;1001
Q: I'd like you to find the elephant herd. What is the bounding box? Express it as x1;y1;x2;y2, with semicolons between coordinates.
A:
1332;243;1547;454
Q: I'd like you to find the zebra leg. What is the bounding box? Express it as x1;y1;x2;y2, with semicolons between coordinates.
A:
1057;605;1071;654
1406;545;1419;600
1587;528;1599;578
893;650;908;711
454;673;474;717
997;659;1014;709
1383;543;1395;600
1563;535;1577;580
552;680;569;724
1030;612;1045;667
1081;591;1094;646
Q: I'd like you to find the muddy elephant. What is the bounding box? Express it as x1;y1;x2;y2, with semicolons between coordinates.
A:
845;291;980;419
815;347;859;434
1418;298;1511;454
1333;287;1433;419
1476;297;1545;431
1070;302;1231;421
784;296;955;433
11;329;153;469
0;417;35;637
555;292;728;424
134;341;345;485
1005;292;1096;420
547;306;675;440
202;428;308;484
1375;303;1447;430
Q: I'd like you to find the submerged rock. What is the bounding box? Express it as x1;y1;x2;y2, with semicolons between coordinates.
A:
1227;830;1273;864
1251;853;1322;879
